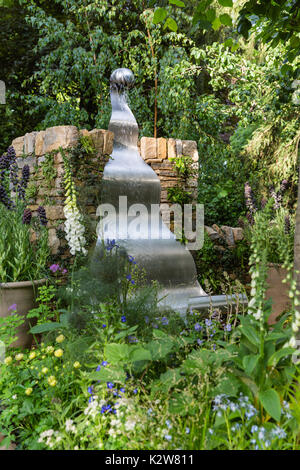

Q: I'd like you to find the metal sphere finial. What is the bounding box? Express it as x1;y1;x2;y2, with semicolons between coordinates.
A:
110;68;135;91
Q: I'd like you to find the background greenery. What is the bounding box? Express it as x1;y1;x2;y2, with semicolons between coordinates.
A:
0;0;299;227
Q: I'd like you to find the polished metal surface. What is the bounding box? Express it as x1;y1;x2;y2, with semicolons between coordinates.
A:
96;68;206;312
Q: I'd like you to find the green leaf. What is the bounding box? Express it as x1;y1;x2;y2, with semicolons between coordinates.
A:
169;0;185;6
147;339;173;360
218;189;228;198
213;373;240;396
212;16;222;31
259;389;281;422
206;8;216;22
152;368;182;393
224;38;233;47
89;367;126;383
129;346;152;362
164;17;178;32
169;392;191;415
280;64;293;76
104;343;130;363
267;348;296;367
153;7;168;24
240;325;260;348
30;322;62;334
242;354;260;375
218;0;233;6
219;13;232;26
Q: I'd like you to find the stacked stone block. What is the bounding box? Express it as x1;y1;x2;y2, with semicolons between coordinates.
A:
11;127;199;260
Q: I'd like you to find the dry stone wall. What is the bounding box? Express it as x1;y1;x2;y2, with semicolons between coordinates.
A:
11;126;199;263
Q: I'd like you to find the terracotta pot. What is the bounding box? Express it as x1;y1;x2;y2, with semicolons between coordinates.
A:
265;263;290;325
0;279;47;349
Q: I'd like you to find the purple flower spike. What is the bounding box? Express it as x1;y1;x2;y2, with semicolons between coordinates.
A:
8;304;17;311
49;264;60;273
22;208;32;225
37;206;48;226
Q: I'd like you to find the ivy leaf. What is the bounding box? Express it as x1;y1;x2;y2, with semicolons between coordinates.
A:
164;17;178;32
153;7;168;24
219;13;232;26
212;16;222;31
169;0;185;6
218;0;233;6
259;389;281;422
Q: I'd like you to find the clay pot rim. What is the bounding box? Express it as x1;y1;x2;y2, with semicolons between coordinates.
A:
0;278;48;289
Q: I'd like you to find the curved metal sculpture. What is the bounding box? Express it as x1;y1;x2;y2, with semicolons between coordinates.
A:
95;68;206;312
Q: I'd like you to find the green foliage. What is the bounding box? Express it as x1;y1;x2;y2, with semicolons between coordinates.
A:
0;202;49;282
40;152;57;188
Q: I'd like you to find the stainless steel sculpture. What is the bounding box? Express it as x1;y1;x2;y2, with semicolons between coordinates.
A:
95;68;206;312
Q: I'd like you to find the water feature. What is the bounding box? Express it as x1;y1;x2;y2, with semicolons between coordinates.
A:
95;68;247;312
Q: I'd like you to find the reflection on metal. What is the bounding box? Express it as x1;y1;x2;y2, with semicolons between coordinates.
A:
188;294;248;311
96;68;206;312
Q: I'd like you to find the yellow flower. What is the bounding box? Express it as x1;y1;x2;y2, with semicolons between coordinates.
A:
54;349;63;358
46;346;54;354
56;334;65;343
73;361;81;369
29;351;36;360
48;376;57;387
15;353;24;361
42;367;48;374
4;356;12;365
25;388;33;396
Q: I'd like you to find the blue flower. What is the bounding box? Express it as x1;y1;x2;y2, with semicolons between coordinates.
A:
194;322;202;331
205;319;212;328
224;323;232;332
164;434;172;441
120;387;125;393
105;239;118;251
185;427;190;434
107;382;114;389
121;315;126;323
165;420;172;429
128;335;138;343
96;365;101;372
197;339;204;346
133;388;138;394
102;324;107;328
88;386;93;394
161;317;169;325
102;361;108;367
